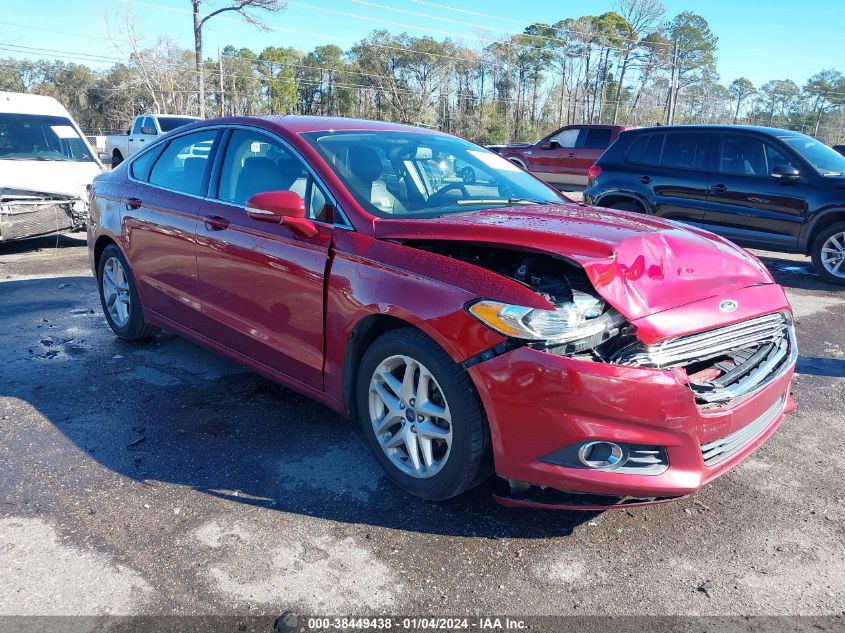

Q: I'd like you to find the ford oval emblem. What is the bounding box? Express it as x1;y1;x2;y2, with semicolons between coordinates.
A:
719;299;739;313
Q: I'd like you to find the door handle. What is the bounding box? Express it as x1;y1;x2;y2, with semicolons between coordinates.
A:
139;138;145;142
124;197;142;210
203;215;230;231
638;176;651;184
709;184;727;193
568;152;576;157
128;138;133;142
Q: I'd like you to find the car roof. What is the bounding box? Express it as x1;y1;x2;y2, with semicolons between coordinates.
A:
0;91;73;117
194;115;451;136
626;124;808;138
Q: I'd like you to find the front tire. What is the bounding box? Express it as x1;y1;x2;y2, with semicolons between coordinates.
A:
356;328;491;501
810;222;845;285
97;244;160;340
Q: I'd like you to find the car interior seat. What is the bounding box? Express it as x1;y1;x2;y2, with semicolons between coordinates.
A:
347;145;405;213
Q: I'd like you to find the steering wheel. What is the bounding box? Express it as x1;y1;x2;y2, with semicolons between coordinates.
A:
460;167;476;184
427;182;470;207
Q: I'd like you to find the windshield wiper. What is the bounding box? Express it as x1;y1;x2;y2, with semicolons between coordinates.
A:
455;197;543;206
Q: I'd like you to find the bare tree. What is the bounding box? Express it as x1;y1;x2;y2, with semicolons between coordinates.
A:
192;0;283;118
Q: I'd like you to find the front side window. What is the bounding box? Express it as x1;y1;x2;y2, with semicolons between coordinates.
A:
549;128;579;149
216;129;328;220
719;134;797;177
141;117;157;135
0;113;94;162
302;130;564;218
583;128;613;150
131;118;144;135
780;133;845;176
661;132;711;170
148;130;217;196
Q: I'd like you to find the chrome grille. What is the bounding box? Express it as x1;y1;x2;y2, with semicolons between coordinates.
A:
700;395;784;466
612;312;796;406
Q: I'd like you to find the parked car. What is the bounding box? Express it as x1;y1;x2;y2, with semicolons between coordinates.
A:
584;125;845;285
499;124;634;188
0;91;103;243
104;114;201;166
832;144;845;157
88;116;796;509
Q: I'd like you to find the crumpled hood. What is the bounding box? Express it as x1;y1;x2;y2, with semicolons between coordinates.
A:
0;160;103;200
374;204;774;320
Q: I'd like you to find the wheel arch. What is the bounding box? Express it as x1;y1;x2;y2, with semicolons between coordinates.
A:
93;234;119;272
802;208;845;254
342;313;432;419
592;191;650;213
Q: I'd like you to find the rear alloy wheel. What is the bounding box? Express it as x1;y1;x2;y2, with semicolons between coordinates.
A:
811;221;845;285
97;244;160;340
357;328;490;500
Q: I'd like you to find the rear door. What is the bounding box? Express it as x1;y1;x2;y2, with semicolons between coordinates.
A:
529;126;581;185
194;127;334;389
702;133;809;250
570;127;614;185
629;130;715;226
125;128;220;327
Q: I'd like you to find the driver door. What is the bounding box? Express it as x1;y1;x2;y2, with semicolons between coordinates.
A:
195;127;333;389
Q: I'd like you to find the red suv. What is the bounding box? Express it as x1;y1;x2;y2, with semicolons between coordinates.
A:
500;124;633;188
88;116;796;509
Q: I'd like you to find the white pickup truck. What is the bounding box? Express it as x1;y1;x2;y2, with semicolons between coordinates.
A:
104;114;200;166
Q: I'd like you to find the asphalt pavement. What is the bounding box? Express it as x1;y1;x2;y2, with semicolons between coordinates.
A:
0;233;843;627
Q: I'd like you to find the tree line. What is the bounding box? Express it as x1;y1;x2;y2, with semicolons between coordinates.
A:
1;0;844;145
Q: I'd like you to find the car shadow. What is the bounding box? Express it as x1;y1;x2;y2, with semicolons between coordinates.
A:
797;355;845;379
1;275;596;539
0;232;86;254
755;253;843;292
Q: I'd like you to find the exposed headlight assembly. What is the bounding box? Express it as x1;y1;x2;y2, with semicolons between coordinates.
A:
467;291;615;345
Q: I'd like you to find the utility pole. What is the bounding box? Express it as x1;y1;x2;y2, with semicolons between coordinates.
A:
666;39;680;125
218;48;225;117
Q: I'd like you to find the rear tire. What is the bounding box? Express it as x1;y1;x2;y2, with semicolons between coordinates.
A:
607;200;645;214
810;221;845;285
356;327;491;501
97;244;160;340
111;150;123;167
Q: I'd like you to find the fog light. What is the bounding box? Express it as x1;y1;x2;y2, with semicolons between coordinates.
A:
578;441;624;469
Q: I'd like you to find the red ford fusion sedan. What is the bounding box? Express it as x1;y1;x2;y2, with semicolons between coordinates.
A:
88;116;797;509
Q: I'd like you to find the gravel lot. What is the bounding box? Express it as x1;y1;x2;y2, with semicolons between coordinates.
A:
0;232;843;627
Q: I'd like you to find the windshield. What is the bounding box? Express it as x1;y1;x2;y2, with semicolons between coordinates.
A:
0;113;94;162
302;130;564;217
781;134;845;176
158;117;200;133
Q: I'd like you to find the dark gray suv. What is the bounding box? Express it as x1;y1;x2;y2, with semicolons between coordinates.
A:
584;125;845;285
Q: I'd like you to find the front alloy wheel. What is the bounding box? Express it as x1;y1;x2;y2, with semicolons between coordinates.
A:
357;328;490;500
102;256;131;328
368;354;453;478
97;243;160;340
811;221;845;285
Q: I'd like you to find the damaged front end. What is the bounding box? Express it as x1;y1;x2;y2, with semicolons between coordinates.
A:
408;241;795;411
0;188;88;242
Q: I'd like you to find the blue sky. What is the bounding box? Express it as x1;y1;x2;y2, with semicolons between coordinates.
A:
0;0;840;87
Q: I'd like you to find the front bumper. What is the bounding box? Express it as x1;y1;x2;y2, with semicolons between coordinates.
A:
468;337;795;504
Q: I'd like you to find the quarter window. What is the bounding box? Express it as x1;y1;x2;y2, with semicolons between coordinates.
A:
661;132;710;170
626;133;664;166
148;130;217;196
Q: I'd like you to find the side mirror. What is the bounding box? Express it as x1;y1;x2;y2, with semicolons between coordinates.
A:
245;190;318;238
140;126;156;135
538;140;551;150
771;164;800;182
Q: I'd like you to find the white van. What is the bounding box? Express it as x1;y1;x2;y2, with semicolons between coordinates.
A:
0;92;104;242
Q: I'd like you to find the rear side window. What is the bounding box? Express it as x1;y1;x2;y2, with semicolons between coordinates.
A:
148;130;217;196
582;128;613;150
626;133;664;165
131;118;143;135
661;132;710;170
